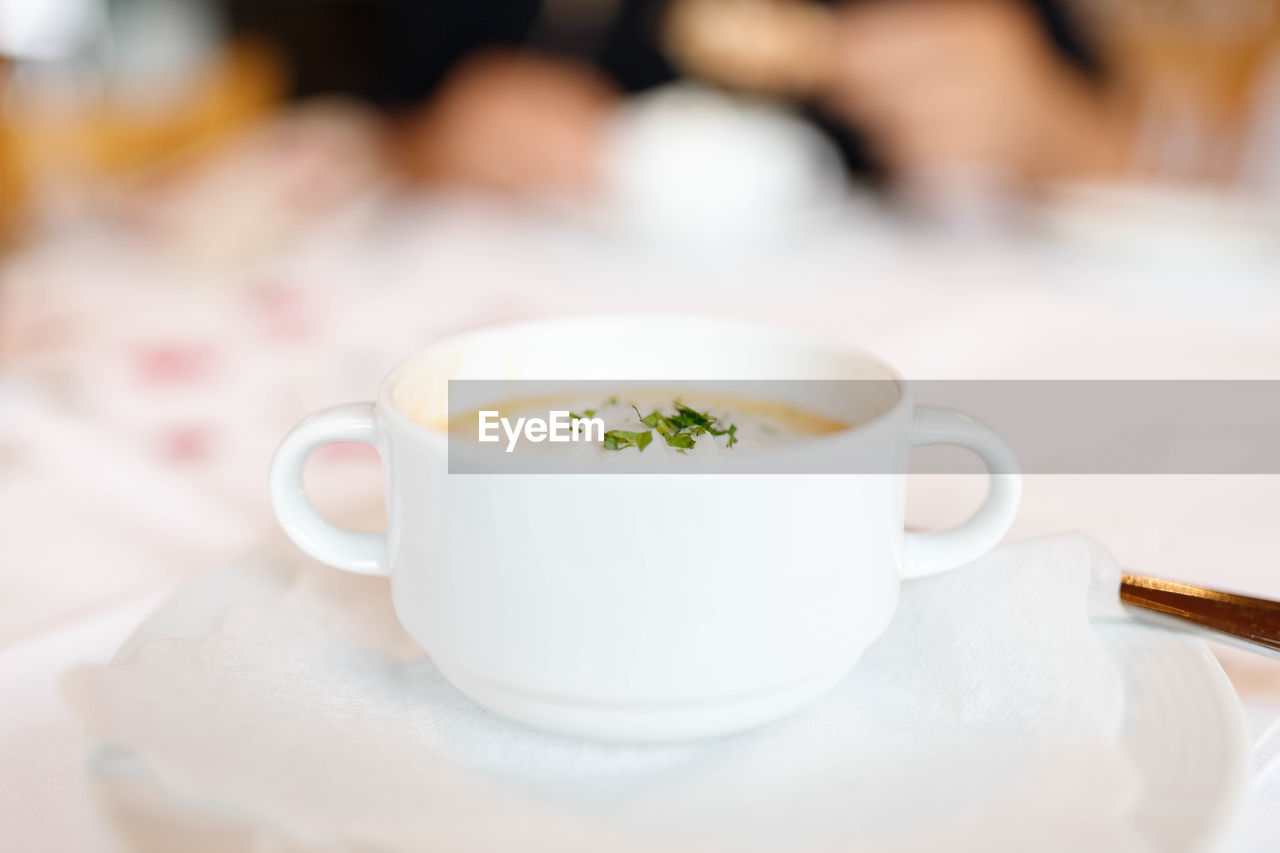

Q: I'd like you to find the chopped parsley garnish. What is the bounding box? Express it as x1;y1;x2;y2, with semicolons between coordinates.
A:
603;429;652;451
670;404;715;433
602;399;739;452
634;406;677;438
664;432;695;449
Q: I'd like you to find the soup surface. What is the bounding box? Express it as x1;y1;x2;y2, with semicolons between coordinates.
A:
443;393;848;457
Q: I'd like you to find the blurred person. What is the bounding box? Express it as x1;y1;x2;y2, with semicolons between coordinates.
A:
397;50;618;195
818;0;1131;185
223;0;1128;196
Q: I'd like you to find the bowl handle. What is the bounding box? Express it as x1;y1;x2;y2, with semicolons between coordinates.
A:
269;402;389;577
903;406;1022;579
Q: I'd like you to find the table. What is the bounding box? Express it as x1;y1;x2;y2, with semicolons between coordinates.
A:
3;185;1280;850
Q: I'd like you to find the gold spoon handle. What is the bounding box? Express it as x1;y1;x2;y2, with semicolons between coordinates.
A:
1121;573;1280;659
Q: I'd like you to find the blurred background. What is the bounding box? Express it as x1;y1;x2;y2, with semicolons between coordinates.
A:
7;0;1280;640
3;0;1280;210
7;0;1280;672
5;2;1280;846
3;0;1280;238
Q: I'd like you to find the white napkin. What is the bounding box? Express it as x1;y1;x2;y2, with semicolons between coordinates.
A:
1244;719;1280;852
66;533;1142;853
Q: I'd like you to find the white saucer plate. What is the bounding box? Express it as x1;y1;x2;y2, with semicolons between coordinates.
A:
92;556;1249;853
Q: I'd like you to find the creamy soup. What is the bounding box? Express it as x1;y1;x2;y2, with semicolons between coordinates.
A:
443;393;848;457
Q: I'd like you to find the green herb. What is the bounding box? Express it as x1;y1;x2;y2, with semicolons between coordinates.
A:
583;409;596;418
664;432;696;449
670;404;715;433
602;429;652;452
637;408;677;438
600;400;738;452
706;421;737;448
651;402;739;450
